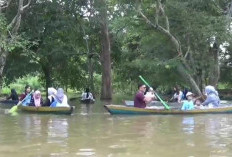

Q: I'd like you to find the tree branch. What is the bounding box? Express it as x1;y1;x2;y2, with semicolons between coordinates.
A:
157;0;169;32
8;0;31;35
0;0;12;10
21;0;31;11
184;45;190;59
138;1;181;56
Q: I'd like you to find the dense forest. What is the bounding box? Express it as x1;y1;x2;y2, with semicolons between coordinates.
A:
1;0;232;99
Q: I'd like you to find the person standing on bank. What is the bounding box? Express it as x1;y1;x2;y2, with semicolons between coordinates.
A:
134;84;153;108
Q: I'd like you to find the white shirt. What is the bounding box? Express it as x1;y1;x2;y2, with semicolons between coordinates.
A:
145;92;155;99
81;92;94;101
56;95;69;107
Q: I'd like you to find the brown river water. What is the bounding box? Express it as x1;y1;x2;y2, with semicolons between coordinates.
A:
0;100;232;157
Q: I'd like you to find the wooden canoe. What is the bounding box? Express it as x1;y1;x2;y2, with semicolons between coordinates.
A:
104;105;232;115
19;106;75;115
123;100;182;108
0;100;18;105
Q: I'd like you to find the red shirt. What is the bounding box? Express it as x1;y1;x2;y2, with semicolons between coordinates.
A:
134;92;146;108
20;93;27;101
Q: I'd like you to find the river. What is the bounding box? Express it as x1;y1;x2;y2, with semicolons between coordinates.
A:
0;100;232;157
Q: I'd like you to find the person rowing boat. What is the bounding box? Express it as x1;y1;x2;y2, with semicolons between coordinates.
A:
134;84;153;108
20;85;32;106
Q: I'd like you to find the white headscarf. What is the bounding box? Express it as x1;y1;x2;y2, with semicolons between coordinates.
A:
48;87;57;96
205;85;218;96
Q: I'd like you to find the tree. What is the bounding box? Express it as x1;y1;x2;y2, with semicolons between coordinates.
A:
111;0;230;95
96;0;113;99
0;0;31;91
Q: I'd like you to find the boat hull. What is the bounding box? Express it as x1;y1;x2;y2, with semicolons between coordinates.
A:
104;105;232;115
19;106;75;115
123;100;181;107
0;100;18;105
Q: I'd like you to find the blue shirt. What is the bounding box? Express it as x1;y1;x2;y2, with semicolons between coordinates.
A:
21;95;32;106
181;100;194;111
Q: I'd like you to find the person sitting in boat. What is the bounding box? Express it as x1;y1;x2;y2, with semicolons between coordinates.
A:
20;85;32;106
29;90;43;107
181;92;194;111
134;84;153;108
182;88;189;100
43;87;57;106
201;85;220;108
50;88;70;107
170;86;183;103
145;87;157;100
81;88;95;104
194;98;204;109
6;88;19;101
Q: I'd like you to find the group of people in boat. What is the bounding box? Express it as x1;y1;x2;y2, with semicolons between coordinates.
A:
7;85;95;106
7;85;70;107
134;84;220;110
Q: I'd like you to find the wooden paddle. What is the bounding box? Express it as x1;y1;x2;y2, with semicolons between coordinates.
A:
9;92;33;113
139;75;170;110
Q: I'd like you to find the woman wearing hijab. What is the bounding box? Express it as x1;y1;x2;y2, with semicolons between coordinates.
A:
50;88;69;107
202;85;220;108
43;87;57;106
29;90;43;107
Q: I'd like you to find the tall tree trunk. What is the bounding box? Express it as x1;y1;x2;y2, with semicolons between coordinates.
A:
99;0;112;100
41;60;52;98
88;57;95;93
208;43;220;87
0;48;7;93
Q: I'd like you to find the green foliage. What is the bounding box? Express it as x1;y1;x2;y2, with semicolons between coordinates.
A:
2;0;232;97
2;75;43;94
0;15;8;50
110;0;231;91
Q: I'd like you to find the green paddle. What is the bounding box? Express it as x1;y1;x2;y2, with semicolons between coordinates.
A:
139;75;170;110
9;92;33;113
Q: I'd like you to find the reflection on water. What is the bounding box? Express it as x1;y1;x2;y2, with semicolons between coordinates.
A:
1;101;232;157
182;116;194;134
47;118;69;144
80;104;93;115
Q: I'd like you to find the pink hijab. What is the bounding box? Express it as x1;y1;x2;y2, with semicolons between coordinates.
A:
33;90;41;107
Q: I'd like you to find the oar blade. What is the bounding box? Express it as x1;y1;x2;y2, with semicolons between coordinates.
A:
9;105;18;113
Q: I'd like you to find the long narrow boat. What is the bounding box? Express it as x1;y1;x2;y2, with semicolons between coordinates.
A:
0;100;18;105
19;106;75;115
104;105;232;115
123;100;181;107
0;100;18;109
